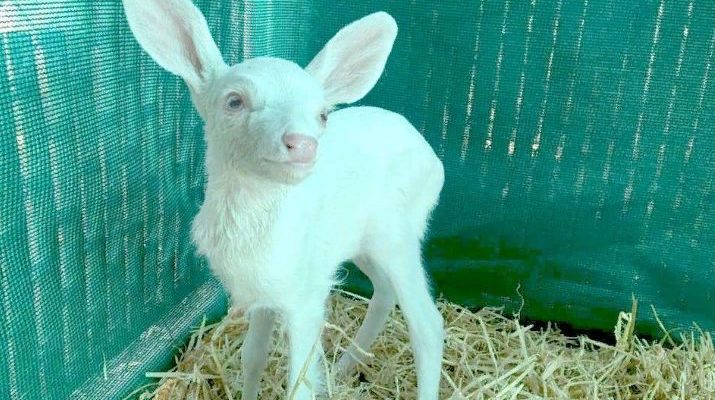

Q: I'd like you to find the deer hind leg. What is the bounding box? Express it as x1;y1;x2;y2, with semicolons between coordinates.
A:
336;255;397;373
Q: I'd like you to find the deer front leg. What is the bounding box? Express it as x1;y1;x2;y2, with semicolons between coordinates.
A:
285;303;326;400
241;308;276;400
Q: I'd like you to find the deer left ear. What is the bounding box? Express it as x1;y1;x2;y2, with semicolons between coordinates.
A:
123;0;226;94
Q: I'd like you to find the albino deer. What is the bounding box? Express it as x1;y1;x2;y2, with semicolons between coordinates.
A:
123;0;445;398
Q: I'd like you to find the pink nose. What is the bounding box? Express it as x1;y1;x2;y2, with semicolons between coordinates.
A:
282;133;318;163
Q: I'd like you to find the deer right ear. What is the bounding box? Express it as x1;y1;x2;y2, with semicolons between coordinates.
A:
123;0;226;93
306;12;397;106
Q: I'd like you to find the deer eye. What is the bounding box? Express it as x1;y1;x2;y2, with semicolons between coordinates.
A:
319;111;328;125
226;94;244;111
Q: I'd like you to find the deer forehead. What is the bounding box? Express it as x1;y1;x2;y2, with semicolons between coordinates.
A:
216;57;326;108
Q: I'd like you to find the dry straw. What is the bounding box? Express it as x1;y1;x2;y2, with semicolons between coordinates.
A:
135;290;715;399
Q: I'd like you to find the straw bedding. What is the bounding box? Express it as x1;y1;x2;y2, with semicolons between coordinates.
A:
135;290;715;399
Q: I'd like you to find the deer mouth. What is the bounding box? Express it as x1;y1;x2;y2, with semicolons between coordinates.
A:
263;158;316;170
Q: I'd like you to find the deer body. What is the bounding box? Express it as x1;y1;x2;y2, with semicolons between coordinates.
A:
123;2;445;398
193;105;442;310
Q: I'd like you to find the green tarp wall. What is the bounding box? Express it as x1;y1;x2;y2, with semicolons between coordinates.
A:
0;0;713;398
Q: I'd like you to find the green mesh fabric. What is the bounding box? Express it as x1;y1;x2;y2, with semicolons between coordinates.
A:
0;0;713;398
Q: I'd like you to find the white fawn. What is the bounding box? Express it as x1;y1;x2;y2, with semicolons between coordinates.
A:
123;0;445;398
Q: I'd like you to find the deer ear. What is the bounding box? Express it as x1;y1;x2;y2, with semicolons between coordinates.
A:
306;12;397;105
123;0;225;93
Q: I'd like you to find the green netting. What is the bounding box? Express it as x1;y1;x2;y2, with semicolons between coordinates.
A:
0;0;713;398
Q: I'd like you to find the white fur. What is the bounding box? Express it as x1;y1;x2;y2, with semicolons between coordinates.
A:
123;1;445;399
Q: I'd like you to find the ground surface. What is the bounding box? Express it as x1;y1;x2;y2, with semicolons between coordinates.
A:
136;291;715;399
